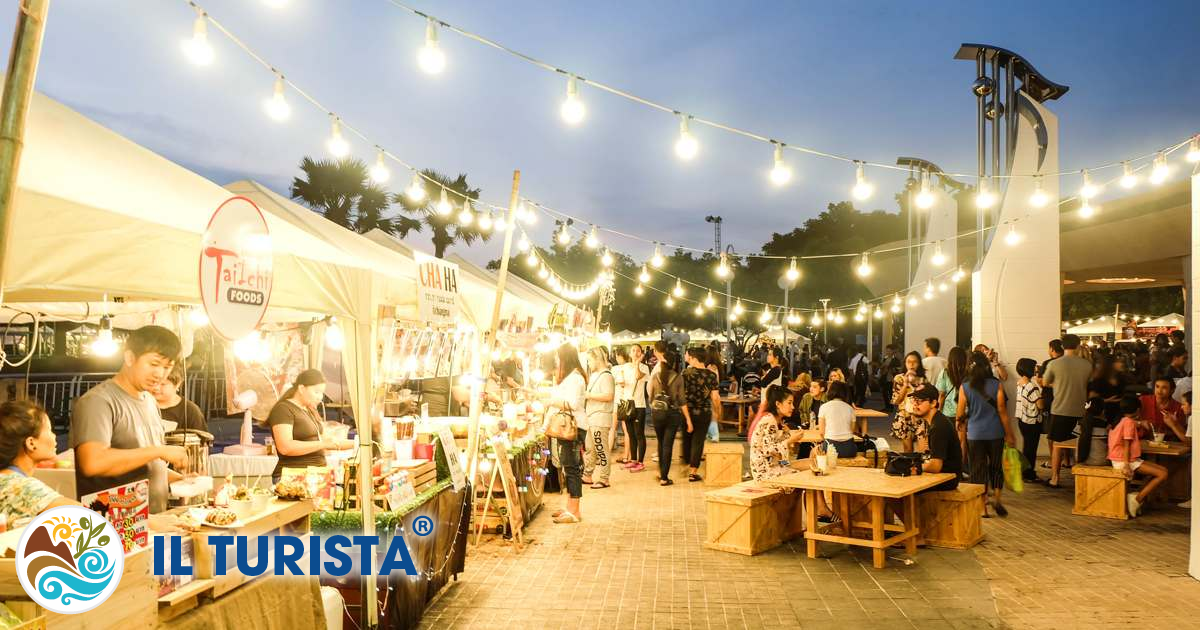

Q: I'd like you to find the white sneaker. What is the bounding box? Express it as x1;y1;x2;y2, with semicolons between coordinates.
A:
1179;500;1192;509
1126;493;1141;518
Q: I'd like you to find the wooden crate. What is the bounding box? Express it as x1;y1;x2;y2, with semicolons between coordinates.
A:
703;442;745;487
191;499;313;596
1072;465;1128;520
1;601;45;630
704;481;804;555
917;483;985;549
156;578;215;623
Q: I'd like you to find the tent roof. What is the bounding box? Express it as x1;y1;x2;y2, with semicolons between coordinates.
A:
1065;317;1122;336
1138;313;1185;329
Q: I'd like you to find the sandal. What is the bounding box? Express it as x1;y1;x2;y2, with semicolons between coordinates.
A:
552;511;580;524
993;502;1008;518
688;473;703;483
590;481;610;489
659;478;674;486
551;509;565;518
582;477;593;485
615;458;628;464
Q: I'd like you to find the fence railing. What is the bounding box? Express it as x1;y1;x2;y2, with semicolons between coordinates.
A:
24;372;228;431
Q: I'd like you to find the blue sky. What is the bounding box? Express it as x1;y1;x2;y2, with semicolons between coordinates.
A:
7;1;1198;265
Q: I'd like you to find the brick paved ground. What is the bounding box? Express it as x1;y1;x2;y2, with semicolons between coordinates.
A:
420;426;1198;630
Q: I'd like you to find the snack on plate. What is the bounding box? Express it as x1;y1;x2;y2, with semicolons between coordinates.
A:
179;511;204;531
275;479;308;500
205;508;237;526
252;485;274;496
230;485;251;501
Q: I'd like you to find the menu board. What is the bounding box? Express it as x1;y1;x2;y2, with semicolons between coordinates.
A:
80;480;150;553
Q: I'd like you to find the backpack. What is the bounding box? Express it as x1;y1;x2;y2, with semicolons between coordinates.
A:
651;373;678;413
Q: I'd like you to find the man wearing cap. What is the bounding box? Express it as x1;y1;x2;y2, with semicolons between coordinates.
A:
909;383;961;491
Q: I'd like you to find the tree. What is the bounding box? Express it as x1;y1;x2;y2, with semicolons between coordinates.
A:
290;157;421;236
395;169;491;258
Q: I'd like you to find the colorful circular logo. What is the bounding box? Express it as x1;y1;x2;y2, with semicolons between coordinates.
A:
15;506;125;614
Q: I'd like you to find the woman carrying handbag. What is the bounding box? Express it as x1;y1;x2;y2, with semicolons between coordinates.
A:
543;343;588;523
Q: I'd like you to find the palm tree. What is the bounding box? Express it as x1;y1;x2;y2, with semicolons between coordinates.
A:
395;169;491;258
289;157;421;236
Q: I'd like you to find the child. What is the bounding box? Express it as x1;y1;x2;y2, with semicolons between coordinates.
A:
1015;358;1044;483
1110;395;1168;517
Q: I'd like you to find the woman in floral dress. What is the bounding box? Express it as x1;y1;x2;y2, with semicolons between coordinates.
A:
750;385;807;481
890;351;928;451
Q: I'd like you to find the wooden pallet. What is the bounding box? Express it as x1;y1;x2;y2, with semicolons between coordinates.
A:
157;578;215;623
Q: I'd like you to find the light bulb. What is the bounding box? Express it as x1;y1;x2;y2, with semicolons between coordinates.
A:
188;308;209;327
930;242;946;267
833;313;845;325
674;115;698;161
650;245;665;269
494;214;508;232
665;296;675;308
91;317;118;357
325;318;345;351
181;15;214;66
638;265;650;283
694;304;704;316
634;284;644;296
857;301;868;315
477;213;493;232
369;151;391;185
435;189;453;216
1149;152;1170;185
704;291;715;308
852;162;874;201
1078;201;1095;219
418;18;446;74
854;312;864;323
785;257;800;282
856;252;872;278
733;299;745;316
769;144;792;185
952;267;965;282
458;201;475;226
327;118;349;158
908;296;918;306
759;308;772;324
810;313;822;327
537;267;549;280
584;225;599;249
263;75;290;121
924;281;935;300
521;203;537;224
890;303;901;313
525;251;537;266
1187;136;1200;163
716;253;730;278
560;75;585;125
673;280;685;298
1079;169;1101;199
915;172;935;209
975;177;996;209
1029;175;1049;207
893;295;902;306
874;307;884;319
938;282;949;292
1120;161;1138;189
600;249;613;267
556;225;571;246
1004;224;1021;246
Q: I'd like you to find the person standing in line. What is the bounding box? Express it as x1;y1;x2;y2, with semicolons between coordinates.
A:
956;352;1015;517
1014;358;1044;483
848;345;869;407
582;346;615;489
890;351;928;452
935;347;969;462
648;348;690;486
613;347;635;466
923;337;947;388
682;348;720;482
545;343;587;523
1042;334;1093;488
704;346;724;442
618;346;650;472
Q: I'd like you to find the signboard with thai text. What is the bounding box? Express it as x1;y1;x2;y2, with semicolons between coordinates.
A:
199;196;273;340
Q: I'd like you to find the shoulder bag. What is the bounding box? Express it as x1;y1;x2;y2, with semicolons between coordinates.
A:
545;403;578;441
884;451;923;477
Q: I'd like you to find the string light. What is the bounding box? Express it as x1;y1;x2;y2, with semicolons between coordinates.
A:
1004;223;1021;246
600;249;613;267
715;252;730;278
768;144;792;185
952;266;965;282
733;299;745;316
634;284;644;296
854;312;864;323
181;11;214;66
327;117;349;158
560;75;585;125
91;316;118;356
672;279;685;298
852;162;874;201
369;150;391;185
857;301;868;316
833;312;845;325
517;236;531;252
855;252;873;278
873;306;884;319
556;224;571;245
1188;136;1200;163
520;202;537;224
975;177;996;209
908;296;918;306
584;225;600;249
674;114;698;161
458;200;475;226
759;307;772;325
1119;161;1138;189
915;171;935;209
786;310;800;326
665;296;675;308
638;265;651;283
1078;200;1096;219
494;213;508;232
418;17;446;74
930;242;946;267
1149;152;1170;185
1029;175;1048;207
938;281;949;292
890;303;901;314
477;212;493;232
1079;169;1101;199
704;291;715;308
785;257;800;282
435;189;453;216
188;308;209;327
693;304;704;316
263;74;290;121
923;281;935;300
525;251;537;266
650;244;665;269
810;312;823;327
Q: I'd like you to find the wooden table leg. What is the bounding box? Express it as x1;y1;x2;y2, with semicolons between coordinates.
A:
835;492;850;537
738;404;746;435
804;490;817;559
903;494;918;556
870;496;885;569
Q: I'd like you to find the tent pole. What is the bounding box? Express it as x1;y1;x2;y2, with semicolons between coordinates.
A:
0;0;50;300
466;170;520;479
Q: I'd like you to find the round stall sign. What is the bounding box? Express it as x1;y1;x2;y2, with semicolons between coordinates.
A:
199;196;273;340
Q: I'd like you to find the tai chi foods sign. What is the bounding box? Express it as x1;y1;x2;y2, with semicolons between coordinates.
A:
200;196;274;340
414;252;459;325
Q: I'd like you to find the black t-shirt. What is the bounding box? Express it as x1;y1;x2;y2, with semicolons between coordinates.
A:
267;400;326;477
160;398;207;432
926;413;962;491
1039;357;1056;413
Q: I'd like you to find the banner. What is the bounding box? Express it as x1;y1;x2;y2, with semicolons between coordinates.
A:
414;252;460;325
200;196;273;341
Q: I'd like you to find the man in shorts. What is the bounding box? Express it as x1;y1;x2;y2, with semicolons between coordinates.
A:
1041;334;1092;488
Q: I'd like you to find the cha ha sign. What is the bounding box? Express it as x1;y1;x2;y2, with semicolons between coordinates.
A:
200;196;273;340
414;252;459;325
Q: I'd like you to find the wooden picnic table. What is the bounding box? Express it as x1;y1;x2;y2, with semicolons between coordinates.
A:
764;467;954;569
1141;439;1191;502
719;394;759;435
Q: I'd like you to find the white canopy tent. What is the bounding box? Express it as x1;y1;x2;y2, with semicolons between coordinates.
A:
446;253;558;327
1065;317;1123;337
1139;313;1185;330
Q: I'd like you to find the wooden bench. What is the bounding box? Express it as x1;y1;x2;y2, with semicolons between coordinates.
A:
704;481;804;555
916;483;985;549
1072;464;1128;519
703;442;746;487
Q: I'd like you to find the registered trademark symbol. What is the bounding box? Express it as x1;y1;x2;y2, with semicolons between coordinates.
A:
412;515;434;537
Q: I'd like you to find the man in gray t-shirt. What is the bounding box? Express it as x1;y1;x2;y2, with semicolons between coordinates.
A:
70;326;188;513
1040;334;1092;486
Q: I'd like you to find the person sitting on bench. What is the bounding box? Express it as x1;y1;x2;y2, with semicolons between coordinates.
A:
1111;395;1168;518
909;384;962;492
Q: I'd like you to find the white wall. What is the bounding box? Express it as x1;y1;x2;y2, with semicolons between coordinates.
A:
905;188;958;356
1190;170;1199;580
971;94;1062;418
